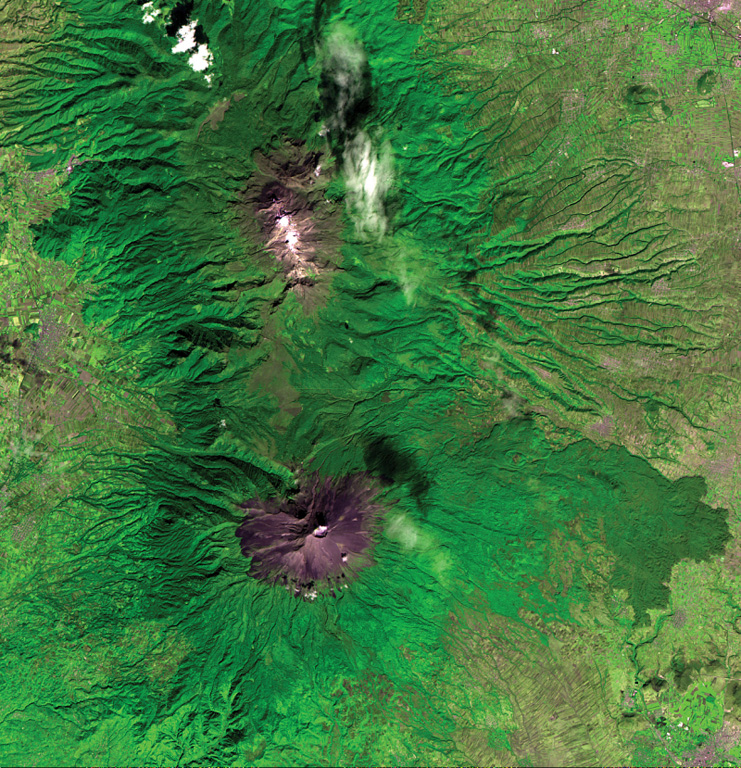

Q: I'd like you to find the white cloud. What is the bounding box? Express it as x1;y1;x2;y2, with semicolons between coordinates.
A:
343;131;393;240
172;20;197;53
141;1;160;23
188;43;213;72
322;24;368;136
169;19;214;83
